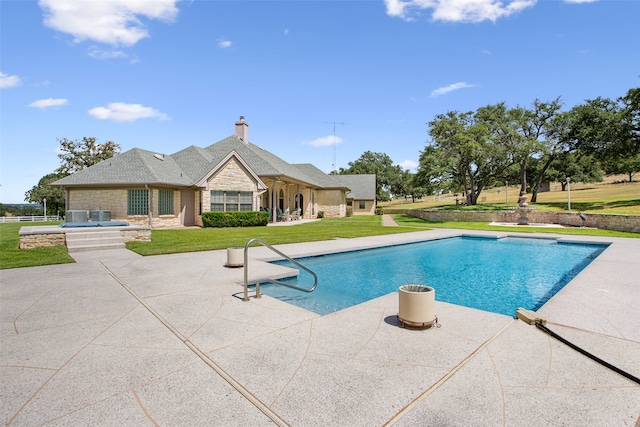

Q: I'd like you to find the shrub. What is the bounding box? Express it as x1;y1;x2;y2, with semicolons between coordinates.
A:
318;211;325;218
375;206;384;215
346;206;353;217
202;211;269;228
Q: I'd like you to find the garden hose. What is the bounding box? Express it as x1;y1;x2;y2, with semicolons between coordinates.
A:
535;320;640;385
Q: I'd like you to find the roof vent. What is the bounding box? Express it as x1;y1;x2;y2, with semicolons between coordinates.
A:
153;153;164;161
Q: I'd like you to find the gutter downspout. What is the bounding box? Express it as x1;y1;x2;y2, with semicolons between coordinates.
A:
146;184;152;227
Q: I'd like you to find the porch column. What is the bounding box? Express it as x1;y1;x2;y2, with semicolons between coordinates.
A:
272;179;277;223
286;183;291;219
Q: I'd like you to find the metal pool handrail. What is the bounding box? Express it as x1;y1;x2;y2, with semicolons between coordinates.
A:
243;237;318;302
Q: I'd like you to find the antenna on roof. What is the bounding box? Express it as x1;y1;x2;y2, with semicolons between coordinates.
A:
321;121;347;173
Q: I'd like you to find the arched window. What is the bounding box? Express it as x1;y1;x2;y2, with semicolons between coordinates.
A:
279;188;285;211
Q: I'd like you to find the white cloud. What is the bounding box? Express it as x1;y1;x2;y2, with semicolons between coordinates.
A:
399;160;418;170
303;135;344;147
430;81;475;97
88;102;170;122
38;0;180;46
87;47;128;60
28;98;69;109
218;38;232;48
0;72;21;88
284;29;290;35
385;0;537;23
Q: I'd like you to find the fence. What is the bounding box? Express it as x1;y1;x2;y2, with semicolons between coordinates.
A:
1;214;60;223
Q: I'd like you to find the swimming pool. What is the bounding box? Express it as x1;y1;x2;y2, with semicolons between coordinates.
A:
260;236;607;317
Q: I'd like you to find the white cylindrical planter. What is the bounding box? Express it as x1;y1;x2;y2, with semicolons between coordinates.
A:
398;284;436;329
226;247;244;268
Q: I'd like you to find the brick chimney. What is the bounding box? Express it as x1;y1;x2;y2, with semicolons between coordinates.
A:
235;116;248;143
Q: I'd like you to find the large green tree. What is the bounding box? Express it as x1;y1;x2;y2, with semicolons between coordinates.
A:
510;98;565;202
571;87;640;182
535;152;603;191
415;143;460;195
391;169;429;203
424;104;518;205
24;172;67;214
56;137;121;174
25;137;121;210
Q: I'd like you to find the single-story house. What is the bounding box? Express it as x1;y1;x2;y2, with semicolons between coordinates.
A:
333;174;377;215
53;117;376;228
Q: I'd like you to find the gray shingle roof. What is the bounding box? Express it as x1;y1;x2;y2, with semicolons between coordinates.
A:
334;174;376;200
292;164;349;189
53;148;193;187
53;135;350;190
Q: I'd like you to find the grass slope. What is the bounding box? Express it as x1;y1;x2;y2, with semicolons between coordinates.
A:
384;179;640;215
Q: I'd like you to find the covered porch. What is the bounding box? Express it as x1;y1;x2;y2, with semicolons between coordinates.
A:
260;177;317;223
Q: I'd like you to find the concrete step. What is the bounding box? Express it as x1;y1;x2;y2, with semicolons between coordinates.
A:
65;230;122;240
65;231;126;252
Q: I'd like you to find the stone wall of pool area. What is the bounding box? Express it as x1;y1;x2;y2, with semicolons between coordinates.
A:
393;209;640;233
18;226;151;249
18;232;66;249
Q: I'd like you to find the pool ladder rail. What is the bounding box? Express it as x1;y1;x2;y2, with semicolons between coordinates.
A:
242;238;318;302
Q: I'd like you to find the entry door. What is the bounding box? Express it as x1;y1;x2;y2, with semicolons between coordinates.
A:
181;191;195;226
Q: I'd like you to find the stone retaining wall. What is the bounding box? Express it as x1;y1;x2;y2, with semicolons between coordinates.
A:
391;209;640;234
19;226;151;249
19;233;66;249
121;229;152;242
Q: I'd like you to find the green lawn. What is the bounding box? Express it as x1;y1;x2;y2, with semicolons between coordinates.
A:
126;216;419;256
0;222;74;270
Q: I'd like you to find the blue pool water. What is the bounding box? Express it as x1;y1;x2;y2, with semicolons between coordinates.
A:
260;237;607;317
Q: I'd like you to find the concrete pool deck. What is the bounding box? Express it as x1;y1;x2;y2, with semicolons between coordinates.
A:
1;229;639;426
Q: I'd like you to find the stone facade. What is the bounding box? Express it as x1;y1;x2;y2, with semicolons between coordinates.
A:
196;158;265;224
68;188;128;219
208;159;258;193
392;209;640;234
352;200;375;215
67;187;184;228
317;189;346;218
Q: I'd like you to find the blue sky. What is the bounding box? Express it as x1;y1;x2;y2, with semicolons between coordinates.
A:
1;0;638;204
